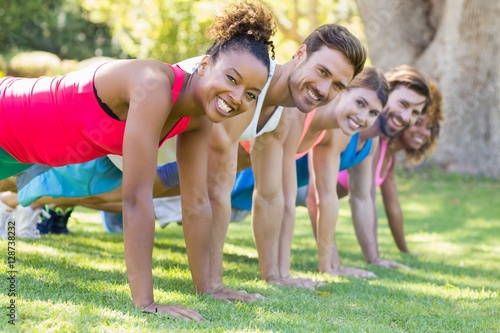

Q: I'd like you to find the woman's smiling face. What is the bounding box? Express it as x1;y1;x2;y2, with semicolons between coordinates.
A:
401;114;433;150
335;87;383;136
198;52;269;123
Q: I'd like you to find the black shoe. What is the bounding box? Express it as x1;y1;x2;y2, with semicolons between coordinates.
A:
50;207;73;234
36;207;53;234
37;206;72;235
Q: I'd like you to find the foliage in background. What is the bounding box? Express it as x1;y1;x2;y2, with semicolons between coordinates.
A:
0;55;7;77
79;0;366;63
1;0;367;65
0;0;122;61
259;0;366;62
80;0;217;63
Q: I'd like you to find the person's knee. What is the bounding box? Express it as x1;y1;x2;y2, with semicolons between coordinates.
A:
0;177;17;192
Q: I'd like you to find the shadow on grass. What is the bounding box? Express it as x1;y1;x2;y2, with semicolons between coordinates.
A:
16;248;199;308
153;241;262;282
394;175;500;235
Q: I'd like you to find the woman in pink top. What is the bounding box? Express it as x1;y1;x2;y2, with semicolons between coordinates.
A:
0;1;276;320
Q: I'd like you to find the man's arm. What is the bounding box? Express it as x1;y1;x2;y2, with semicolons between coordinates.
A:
277;112;302;279
380;162;409;253
349;140;409;269
251;112;289;283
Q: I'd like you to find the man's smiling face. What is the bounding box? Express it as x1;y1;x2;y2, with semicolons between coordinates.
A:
379;86;427;137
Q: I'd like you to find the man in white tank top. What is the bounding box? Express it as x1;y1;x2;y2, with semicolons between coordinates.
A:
174;24;367;301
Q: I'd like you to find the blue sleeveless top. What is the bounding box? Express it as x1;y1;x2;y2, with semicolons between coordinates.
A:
231;133;373;210
339;133;372;170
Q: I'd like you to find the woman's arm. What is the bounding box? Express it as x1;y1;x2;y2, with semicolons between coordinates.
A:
121;63;171;309
310;131;342;273
347;140;380;263
121;62;203;320
380;161;409;252
311;130;375;278
176;117;213;294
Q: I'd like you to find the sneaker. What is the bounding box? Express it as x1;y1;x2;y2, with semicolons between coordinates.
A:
51;207;73;234
13;205;41;239
295;185;308;207
36;207;53;235
37;206;72;235
100;211;123;233
153;197;182;228
0;200;14;239
230;208;250;223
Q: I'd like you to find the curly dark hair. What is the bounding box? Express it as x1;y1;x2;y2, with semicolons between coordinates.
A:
205;1;276;72
403;79;444;166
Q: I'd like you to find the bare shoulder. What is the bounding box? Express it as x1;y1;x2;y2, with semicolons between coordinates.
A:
94;59;176;114
318;128;349;149
96;59;174;91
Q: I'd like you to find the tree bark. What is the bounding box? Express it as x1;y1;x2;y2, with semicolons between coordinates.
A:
355;0;500;178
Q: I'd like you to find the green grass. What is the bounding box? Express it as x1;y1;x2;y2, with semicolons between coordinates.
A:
1;170;499;332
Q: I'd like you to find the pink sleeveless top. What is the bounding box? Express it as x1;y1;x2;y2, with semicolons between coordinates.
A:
0;63;188;166
294;109;326;159
337;138;393;189
239;109;326;158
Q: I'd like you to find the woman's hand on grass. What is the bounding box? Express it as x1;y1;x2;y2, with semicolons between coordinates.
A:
369;257;410;270
141;302;205;321
210;285;265;303
324;265;377;278
268;276;317;290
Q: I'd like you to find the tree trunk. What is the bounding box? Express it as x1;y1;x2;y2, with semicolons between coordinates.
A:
355;0;500;178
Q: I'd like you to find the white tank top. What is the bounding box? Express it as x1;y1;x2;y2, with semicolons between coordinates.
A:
239;61;283;141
